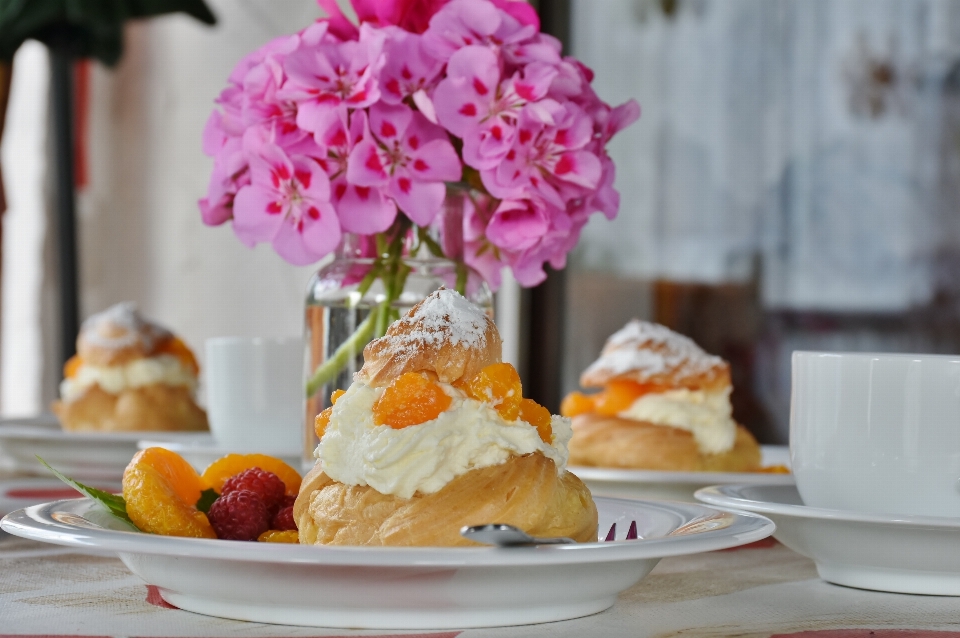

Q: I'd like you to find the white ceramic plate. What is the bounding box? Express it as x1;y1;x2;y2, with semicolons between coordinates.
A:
1;496;774;629
0;417;208;481
570;445;793;502
696;483;960;596
0;478;122;517
137;436;301;473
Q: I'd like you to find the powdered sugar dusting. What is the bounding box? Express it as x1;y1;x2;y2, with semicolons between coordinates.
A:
582;320;724;384
385;288;488;350
80;302;171;352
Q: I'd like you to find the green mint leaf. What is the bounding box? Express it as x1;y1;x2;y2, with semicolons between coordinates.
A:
195;488;219;514
36;456;139;529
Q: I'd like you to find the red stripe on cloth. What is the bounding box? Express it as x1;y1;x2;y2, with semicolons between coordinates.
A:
144;585;178;609
719;536;779;551
130;634;461;638
772;631;960;637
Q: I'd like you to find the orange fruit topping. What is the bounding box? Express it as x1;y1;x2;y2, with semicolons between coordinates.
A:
560;391;596;417
122;447;216;538
465;362;522;420
154;336;200;376
258;530;300;543
63;355;83;379
314;389;346;439
202;454;302;497
373;372;452;428
519;398;553;443
594;380;669;416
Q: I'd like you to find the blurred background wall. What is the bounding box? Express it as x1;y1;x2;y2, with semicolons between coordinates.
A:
564;0;960;442
5;0;960;445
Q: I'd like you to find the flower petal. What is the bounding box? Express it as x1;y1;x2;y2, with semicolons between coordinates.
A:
346;139;391;186
388;173;445;225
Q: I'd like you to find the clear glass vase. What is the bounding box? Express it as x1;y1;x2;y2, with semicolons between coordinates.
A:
302;206;493;470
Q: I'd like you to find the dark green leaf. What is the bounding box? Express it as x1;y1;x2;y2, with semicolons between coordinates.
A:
0;0;216;64
36;456;138;529
195;488;219;514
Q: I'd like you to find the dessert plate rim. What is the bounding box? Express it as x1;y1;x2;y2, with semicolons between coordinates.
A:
1;496;775;567
695;482;960;528
569;445;793;485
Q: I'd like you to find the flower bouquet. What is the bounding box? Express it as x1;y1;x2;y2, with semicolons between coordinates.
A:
199;0;639;394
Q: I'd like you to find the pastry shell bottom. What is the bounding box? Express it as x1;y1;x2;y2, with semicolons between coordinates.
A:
295;452;598;547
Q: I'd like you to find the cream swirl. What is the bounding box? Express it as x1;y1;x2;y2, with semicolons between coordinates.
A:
317;382;571;499
59;354;198;401
618;387;736;454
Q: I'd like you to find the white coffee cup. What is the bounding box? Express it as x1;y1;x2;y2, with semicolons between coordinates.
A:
790;351;960;518
204;337;303;455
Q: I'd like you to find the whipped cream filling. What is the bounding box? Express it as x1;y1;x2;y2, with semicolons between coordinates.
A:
60;354;198;402
618;387;736;455
317;381;572;499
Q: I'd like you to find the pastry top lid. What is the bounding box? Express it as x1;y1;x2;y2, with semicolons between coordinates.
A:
357;288;501;387
580;319;729;390
77;302;173;366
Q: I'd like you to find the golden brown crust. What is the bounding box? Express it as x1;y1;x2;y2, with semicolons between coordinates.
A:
568;414;761;472
295;453;598;546
357;289;501;387
53;385;208;432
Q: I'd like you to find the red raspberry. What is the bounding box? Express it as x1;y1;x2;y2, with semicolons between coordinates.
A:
272;505;297;531
208;490;271;541
221;468;286;515
282;494;297;508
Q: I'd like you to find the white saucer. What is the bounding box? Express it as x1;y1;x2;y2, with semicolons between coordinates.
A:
0;477;122;516
696;483;960;596
1;496;773;629
570;445;793;502
0;417;209;481
137;437;301;473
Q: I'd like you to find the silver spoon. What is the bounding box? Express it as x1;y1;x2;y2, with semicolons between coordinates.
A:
460;524;575;547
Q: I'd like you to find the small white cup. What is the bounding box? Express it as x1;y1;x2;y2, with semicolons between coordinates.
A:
204;337;303;455
791;351;960;518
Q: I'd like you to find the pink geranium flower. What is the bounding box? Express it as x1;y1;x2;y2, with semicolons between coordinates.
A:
433;45;557;169
379;28;444;105
314;108;398;234
279;23;386;134
482;103;600;207
233;143;341;265
347;102;461;225
422;0;535;63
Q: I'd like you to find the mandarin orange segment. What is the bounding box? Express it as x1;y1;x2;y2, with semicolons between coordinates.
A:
202;454;302;497
519;398;553;443
314;389;347;439
465;362;522;421
63;355;83;379
315;408;333;439
154;336;200;376
560;391;596;417
373;372;452;428
594;380;654;416
258;530;300;543
122;447;216;538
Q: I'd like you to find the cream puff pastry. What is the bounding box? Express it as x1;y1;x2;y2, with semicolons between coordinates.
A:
562;320;760;472
52;303;208;432
295;289;597;547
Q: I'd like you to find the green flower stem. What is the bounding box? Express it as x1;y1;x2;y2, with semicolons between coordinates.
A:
305;216;474;399
304;308;378;398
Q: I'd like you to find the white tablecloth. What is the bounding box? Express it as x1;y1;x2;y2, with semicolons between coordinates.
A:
3;533;960;638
